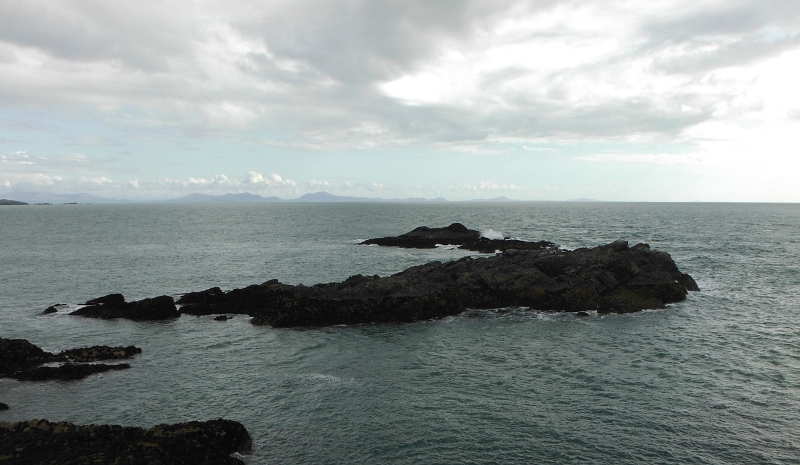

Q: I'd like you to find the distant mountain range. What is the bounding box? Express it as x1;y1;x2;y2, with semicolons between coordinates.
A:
166;191;452;203
0;190;607;204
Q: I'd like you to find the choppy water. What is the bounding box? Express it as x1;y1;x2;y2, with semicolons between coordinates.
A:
1;202;799;464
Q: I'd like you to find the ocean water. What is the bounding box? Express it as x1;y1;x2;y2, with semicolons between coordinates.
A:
1;202;799;464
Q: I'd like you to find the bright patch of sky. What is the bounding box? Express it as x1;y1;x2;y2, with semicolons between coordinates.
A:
1;0;799;201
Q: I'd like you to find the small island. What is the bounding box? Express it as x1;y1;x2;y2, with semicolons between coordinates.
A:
360;222;555;252
60;225;698;328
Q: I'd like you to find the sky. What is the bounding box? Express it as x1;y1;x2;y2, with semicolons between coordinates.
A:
1;0;799;202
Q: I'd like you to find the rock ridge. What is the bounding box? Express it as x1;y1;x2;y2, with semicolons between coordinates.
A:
175;239;698;327
0;337;141;382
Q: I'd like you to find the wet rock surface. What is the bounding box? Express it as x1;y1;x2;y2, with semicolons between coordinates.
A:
56;345;141;362
0;403;8;411
0;418;252;465
360;222;556;253
175;239;698;327
70;294;179;320
0;338;140;381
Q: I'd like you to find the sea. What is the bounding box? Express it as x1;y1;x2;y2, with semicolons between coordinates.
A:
1;202;799;464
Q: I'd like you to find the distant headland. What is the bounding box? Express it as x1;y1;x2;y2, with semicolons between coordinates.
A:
0;199;28;205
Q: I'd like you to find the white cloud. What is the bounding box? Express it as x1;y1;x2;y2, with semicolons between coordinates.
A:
576;153;707;165
452;181;527;192
245;171;296;187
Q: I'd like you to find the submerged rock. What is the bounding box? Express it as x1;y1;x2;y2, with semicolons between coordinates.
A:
0;403;8;411
71;294;179;320
0;337;141;381
176;240;698;327
0;418;252;465
360;222;556;253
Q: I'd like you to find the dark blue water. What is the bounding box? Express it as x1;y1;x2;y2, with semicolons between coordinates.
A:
2;202;799;464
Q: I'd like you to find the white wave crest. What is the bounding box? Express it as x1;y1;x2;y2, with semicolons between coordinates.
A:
481;228;504;240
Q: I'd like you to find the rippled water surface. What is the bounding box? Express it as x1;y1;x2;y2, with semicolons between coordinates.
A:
2;202;800;464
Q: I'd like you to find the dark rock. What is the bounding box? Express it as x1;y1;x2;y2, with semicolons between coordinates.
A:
1;337;141;381
57;345;141;362
0;418;252;464
71;294;179;320
0;338;55;376
158;240;698;327
42;305;59;315
85;293;126;306
0;403;8;411
214;315;231;321
576;311;590;317
360;223;556;253
126;296;180;320
178;287;224;305
179;287;227;315
10;363;131;381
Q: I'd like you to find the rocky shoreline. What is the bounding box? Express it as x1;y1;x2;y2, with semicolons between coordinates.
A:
0;418;252;464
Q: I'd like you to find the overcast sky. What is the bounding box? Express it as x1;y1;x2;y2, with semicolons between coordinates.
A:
1;0;799;201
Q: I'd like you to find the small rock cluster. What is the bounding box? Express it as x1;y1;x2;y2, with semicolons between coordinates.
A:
0;337;141;383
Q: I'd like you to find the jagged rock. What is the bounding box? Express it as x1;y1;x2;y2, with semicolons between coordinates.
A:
360;223;556;253
42;305;59;315
166;240;699;328
0;337;141;381
0;418;252;464
71;294;179;320
0;338;55;376
178;287;226;315
10;363;131;381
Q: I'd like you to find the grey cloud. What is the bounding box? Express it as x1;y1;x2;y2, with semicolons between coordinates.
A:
0;0;187;70
483;98;711;139
238;0;534;84
644;0;800;72
646;0;800;41
653;34;800;74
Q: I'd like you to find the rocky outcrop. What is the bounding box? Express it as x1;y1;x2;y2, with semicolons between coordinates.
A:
0;338;52;375
0;337;140;381
71;294;179;320
360;222;556;253
177;240;698;327
0;418;252;465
